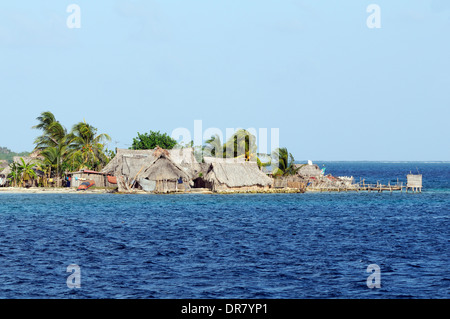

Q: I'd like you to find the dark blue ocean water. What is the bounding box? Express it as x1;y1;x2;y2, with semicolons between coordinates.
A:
0;162;449;299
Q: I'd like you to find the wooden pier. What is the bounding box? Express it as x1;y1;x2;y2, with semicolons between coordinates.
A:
306;174;423;193
356;181;406;193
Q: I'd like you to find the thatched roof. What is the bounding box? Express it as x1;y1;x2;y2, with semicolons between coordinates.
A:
1;166;10;177
140;153;191;182
13;156;39;165
295;163;322;178
29;150;44;159
102;148;153;177
0;160;8;169
205;162;273;188
203;156;246;164
102;147;201;180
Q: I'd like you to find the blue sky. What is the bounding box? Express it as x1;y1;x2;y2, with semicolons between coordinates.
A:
0;0;449;161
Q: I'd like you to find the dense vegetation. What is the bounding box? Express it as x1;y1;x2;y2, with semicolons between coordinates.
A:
2;111;113;187
31;111;112;186
131;131;178;150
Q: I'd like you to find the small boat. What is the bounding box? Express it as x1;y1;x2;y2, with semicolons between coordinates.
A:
77;180;95;191
107;175;117;184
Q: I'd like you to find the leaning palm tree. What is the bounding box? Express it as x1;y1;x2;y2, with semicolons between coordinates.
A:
271;147;299;177
33;111;73;186
32;111;58;133
33;111;67;151
69;121;111;171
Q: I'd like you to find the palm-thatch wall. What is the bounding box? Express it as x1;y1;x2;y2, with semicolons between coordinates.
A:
272;175;307;192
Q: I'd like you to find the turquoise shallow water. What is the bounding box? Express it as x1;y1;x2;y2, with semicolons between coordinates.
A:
0;162;449;298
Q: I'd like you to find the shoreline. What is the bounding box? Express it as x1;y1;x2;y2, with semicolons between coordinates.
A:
0;187;305;195
0;187;111;194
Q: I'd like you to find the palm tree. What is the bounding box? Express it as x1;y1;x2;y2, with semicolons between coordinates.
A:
8;162;21;187
17;158;37;187
39;141;72;186
224;129;257;161
69;121;111;171
32;111;57;133
204;134;224;158
32;112;112;185
256;153;272;171
271;147;299;177
33;111;68;151
33;111;72;186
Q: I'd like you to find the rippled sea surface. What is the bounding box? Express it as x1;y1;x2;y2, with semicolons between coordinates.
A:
0;162;449;298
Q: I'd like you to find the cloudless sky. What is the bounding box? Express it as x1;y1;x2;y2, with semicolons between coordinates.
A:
0;0;449;161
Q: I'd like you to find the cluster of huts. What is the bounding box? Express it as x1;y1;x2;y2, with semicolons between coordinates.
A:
88;147;352;194
99;147;275;193
0;146;355;193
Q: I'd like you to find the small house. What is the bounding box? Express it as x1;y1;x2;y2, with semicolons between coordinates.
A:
407;174;422;192
102;147;201;193
135;152;192;193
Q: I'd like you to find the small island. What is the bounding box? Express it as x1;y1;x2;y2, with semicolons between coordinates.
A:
0;111;421;194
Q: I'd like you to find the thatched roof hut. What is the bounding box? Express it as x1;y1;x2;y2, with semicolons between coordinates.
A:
204;161;273;191
102;148;153;177
136;153;193;193
103;147;201;192
102;147;200;178
295;163;322;178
